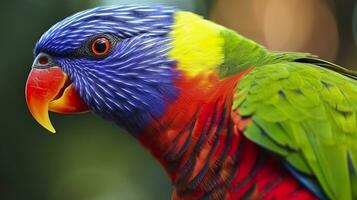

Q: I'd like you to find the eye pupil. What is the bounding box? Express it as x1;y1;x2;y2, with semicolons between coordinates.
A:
94;40;107;53
38;56;49;65
91;37;110;56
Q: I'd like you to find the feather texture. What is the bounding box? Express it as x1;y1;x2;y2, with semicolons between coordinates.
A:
233;61;357;200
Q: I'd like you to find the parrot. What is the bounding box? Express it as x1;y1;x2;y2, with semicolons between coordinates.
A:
25;5;357;200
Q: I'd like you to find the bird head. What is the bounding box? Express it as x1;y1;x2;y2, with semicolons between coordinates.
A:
25;5;224;134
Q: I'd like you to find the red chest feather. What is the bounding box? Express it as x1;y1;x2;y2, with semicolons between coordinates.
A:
138;72;317;200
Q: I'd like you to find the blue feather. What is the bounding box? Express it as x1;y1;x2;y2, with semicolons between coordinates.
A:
34;5;180;133
285;162;328;200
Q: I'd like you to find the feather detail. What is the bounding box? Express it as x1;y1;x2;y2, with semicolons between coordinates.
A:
138;70;316;199
234;61;357;200
169;12;224;77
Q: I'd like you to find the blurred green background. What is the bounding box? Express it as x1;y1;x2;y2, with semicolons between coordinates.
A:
1;0;357;199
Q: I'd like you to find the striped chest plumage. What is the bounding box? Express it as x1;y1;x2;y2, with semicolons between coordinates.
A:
137;72;317;200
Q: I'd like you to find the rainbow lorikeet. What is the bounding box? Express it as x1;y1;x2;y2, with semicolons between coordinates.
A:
25;5;357;200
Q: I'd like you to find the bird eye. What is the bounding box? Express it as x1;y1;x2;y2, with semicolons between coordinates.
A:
91;37;111;57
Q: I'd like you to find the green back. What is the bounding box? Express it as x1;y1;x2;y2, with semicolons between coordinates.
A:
220;29;357;199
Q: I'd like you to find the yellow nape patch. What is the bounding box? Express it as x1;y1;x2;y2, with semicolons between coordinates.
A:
169;12;224;77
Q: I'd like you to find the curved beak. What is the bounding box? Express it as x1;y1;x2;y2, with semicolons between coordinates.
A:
25;64;89;133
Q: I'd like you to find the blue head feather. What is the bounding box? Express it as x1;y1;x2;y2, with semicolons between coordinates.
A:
34;5;180;133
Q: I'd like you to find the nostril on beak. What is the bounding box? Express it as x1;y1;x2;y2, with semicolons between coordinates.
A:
33;53;56;69
38;56;49;65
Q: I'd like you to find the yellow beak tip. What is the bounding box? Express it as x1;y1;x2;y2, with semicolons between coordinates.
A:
49;129;56;134
44;125;56;134
38;120;56;134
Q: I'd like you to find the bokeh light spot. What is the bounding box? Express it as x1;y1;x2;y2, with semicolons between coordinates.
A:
211;0;339;61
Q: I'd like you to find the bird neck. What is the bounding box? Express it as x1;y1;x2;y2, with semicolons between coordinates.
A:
137;72;244;189
136;71;317;199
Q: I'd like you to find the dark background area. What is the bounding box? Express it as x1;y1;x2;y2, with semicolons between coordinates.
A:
0;0;356;199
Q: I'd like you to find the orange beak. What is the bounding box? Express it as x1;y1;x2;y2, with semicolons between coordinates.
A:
25;66;89;133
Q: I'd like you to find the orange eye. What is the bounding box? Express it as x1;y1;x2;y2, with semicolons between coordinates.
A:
91;37;111;56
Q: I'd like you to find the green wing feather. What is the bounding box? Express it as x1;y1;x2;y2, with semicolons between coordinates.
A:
233;60;357;200
217;28;357;199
